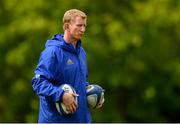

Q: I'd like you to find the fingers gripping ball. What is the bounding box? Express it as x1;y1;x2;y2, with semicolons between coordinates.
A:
86;84;105;109
55;84;77;115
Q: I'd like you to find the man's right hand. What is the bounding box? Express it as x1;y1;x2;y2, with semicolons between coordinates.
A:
62;92;78;114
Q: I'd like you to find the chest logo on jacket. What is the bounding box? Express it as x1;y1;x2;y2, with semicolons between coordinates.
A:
80;57;86;65
67;58;74;65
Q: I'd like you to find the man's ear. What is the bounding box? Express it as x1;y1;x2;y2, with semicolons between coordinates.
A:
63;23;69;31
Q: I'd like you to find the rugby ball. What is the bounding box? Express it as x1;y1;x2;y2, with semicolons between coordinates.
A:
86;84;105;109
55;84;77;115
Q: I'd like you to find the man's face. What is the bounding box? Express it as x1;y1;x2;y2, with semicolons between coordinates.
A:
68;16;87;41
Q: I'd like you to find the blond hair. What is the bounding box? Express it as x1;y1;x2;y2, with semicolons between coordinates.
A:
63;9;87;24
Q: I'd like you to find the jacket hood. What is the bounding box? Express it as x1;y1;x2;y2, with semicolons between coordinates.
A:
45;34;81;54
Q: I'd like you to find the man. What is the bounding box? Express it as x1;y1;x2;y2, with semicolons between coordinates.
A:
32;9;95;123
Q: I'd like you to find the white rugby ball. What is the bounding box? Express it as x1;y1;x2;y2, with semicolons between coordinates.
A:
55;84;77;115
86;84;104;109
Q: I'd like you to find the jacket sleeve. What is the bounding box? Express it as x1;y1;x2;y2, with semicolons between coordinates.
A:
32;47;64;102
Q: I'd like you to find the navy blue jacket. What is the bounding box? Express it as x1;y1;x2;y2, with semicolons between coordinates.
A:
32;34;91;123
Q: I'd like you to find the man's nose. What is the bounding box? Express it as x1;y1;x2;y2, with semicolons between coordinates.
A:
81;26;86;32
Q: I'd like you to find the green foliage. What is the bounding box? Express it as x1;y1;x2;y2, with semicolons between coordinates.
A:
0;0;180;122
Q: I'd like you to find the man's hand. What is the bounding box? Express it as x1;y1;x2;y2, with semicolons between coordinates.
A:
62;92;78;113
96;97;105;108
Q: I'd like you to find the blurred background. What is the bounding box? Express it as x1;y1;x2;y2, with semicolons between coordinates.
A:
0;0;180;122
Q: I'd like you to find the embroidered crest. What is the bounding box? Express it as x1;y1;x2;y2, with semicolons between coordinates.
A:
67;58;74;65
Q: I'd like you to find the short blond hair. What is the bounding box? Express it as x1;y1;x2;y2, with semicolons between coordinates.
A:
63;9;87;24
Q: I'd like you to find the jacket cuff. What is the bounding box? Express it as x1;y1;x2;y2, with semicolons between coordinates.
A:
52;88;65;102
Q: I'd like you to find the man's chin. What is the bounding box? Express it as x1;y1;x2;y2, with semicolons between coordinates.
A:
76;36;83;40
